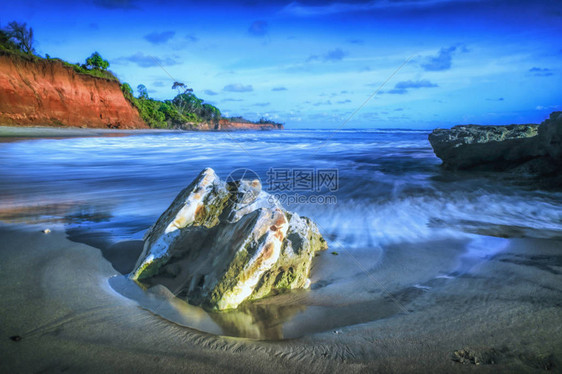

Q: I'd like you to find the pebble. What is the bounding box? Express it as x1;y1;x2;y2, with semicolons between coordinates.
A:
42;229;51;234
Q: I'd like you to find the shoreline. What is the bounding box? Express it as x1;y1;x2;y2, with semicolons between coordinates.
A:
1;222;560;373
0;125;283;140
0;125;182;138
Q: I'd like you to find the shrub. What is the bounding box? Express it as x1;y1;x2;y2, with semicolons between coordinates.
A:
85;52;109;70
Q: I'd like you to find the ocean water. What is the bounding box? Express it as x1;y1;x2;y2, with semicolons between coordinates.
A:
1;129;561;339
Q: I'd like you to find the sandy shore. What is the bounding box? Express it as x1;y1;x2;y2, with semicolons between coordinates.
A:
0;125;180;140
0;125;278;141
1;223;560;373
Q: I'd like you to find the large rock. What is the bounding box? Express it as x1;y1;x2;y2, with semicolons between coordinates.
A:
428;112;562;177
130;168;327;311
538;111;562;160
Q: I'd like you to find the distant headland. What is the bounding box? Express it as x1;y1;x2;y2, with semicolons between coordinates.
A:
0;21;283;131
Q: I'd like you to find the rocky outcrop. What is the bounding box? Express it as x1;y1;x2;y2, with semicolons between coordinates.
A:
129;168;327;311
429;112;562;181
0;52;147;129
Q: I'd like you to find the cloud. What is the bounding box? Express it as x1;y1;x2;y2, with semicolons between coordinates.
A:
394;80;438;89
152;81;165;87
536;105;559;110
272;86;287;91
348;39;364;45
185;34;199;42
114;52;180;67
421;46;456;71
93;0;138;9
282;0;481;17
529;67;553;77
313;100;332;106
486;97;504;101
248;20;268;37
253;102;271;107
223;98;244;102
307;48;347;62
223;84;253;92
325;48;347;61
337;99;352;104
144;31;175;45
386;79;438;94
204;90;218;96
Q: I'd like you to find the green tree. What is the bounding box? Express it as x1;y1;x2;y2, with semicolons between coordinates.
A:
120;82;132;94
0;30;17;51
201;103;221;120
173;93;202;113
4;21;34;54
85;52;109;70
171;81;194;115
137;84;148;99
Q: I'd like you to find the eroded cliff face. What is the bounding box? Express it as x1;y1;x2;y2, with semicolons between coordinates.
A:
0;53;147;129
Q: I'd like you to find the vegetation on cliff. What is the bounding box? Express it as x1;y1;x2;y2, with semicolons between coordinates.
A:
0;21;34;54
120;82;222;129
0;20;284;130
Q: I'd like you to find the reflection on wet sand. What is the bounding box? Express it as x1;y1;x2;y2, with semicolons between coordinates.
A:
0;200;112;225
208;302;306;340
109;275;305;340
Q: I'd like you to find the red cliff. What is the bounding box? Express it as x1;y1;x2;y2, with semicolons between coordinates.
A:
0;53;147;129
192;119;284;131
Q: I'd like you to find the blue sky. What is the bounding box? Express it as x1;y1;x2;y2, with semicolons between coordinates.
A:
1;0;561;128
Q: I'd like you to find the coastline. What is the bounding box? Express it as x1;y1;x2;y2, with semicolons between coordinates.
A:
0;51;283;132
1;222;560;373
0;125;282;140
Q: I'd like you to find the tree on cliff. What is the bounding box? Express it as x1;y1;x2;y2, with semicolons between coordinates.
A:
171;81;194;115
0;30;17;51
4;21;34;54
172;81;193;94
85;52;110;70
137;84;149;99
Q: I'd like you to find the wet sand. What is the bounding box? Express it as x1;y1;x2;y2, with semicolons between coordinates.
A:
0;125;178;142
1;223;560;373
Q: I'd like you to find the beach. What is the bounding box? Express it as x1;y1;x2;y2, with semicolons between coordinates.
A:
1;129;561;373
1;224;560;373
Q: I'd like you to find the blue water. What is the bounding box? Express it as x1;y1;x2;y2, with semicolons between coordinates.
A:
1;129;560;245
1;129;562;339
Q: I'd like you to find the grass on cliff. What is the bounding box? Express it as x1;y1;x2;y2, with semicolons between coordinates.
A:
57;59;119;82
0;47;119;82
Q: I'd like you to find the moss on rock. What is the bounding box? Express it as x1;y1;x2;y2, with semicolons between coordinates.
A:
130;168;328;310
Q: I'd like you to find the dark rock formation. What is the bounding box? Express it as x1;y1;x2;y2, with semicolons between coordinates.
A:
429;112;562;185
130;168;327;311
